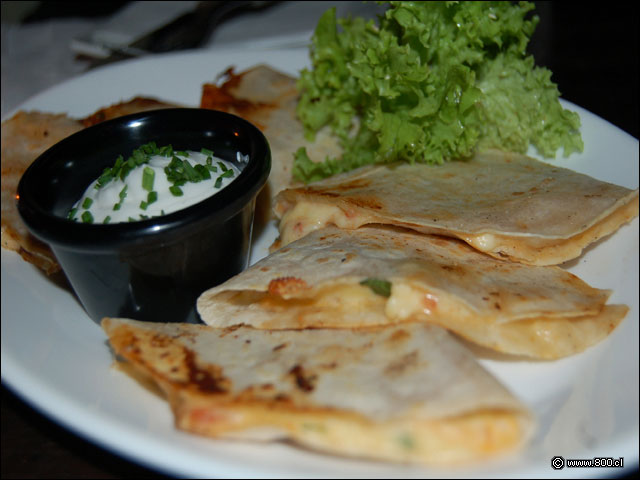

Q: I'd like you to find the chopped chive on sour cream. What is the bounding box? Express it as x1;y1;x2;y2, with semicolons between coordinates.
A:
68;142;247;224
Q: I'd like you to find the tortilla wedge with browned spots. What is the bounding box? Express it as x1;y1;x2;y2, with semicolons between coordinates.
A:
102;317;534;465
197;225;627;359
200;64;341;202
273;149;638;266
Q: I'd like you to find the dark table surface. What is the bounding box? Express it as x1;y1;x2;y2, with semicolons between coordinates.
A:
2;2;638;479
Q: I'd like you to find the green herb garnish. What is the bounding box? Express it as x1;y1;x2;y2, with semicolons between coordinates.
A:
142;166;155;192
81;211;94;224
95;170;113;189
69;143;236;223
396;433;416;450
158;145;173;157
95;142;163;189
194;164;211;180
360;278;392;297
169;185;183;196
302;423;327;433
139;142;158;155
131;148;147;166
140;190;157;211
182;159;200;182
113;185;128;211
214;168;235;188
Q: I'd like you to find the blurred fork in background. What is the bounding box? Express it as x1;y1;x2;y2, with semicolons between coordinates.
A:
73;1;278;68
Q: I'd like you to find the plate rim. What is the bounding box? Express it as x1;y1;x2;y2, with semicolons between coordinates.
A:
2;47;638;478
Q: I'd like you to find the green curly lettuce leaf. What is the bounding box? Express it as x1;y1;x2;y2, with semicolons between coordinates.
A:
294;1;583;183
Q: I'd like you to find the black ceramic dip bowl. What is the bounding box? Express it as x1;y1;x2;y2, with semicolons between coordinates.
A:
17;108;270;324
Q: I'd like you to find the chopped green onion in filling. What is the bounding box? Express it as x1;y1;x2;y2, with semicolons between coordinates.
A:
396;432;416;451
360;278;392;297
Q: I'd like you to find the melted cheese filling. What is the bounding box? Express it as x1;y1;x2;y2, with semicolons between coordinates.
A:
228;283;386;311
178;402;527;465
464;194;639;265
219;280;627;359
219;283;390;328
223;281;463;329
278;194;638;265
278;201;369;246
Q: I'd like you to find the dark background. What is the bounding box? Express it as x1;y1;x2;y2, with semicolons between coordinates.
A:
2;2;638;479
528;2;638;139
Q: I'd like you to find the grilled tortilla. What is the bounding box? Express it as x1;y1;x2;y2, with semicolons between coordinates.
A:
1;111;83;273
200;64;341;200
1;98;179;273
102;317;534;465
274;149;639;266
198;226;627;359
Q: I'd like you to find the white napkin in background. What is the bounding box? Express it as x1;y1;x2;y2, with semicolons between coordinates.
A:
1;1;197;117
1;1;385;119
1;18;99;117
70;1;198;58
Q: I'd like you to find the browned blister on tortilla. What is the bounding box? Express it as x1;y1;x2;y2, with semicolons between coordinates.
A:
102;317;534;465
1;98;180;273
274;150;638;266
200;65;342;201
198;226;628;359
80;97;181;127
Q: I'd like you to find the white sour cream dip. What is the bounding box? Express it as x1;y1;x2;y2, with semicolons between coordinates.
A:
69;145;246;224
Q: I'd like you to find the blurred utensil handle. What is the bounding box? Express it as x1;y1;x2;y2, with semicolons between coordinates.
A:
87;1;278;69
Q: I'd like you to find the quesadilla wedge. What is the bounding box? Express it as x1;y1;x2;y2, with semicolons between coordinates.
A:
102;317;534;465
198;226;627;359
274;149;638;266
1;111;83;273
200;65;341;200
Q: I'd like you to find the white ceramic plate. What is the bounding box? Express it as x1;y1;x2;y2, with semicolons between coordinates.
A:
1;48;638;479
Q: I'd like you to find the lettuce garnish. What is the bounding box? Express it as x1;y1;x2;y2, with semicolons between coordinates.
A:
294;1;583;183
